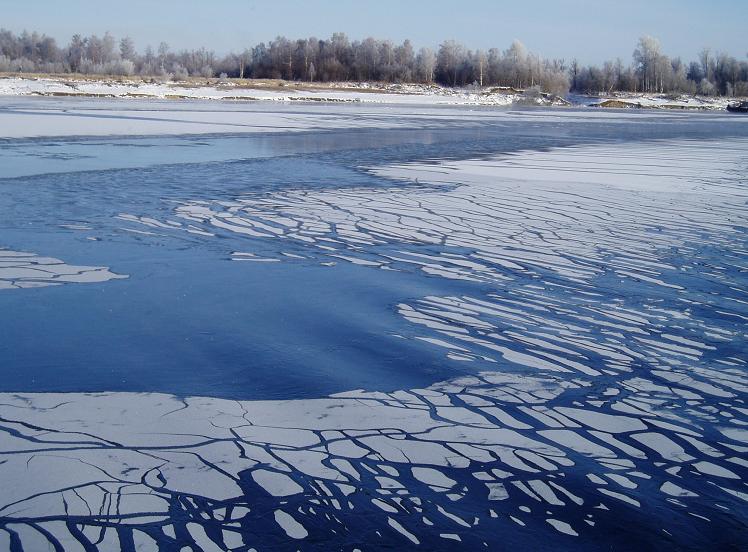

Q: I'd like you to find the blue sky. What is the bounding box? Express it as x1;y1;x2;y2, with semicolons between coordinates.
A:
2;0;746;65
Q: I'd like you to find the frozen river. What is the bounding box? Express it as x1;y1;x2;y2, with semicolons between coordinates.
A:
0;98;747;550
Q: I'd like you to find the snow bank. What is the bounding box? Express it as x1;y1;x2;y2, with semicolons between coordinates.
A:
1;77;739;111
0;76;539;107
582;92;733;110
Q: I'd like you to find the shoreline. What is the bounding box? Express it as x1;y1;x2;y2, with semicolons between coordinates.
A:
0;74;542;107
2;74;738;111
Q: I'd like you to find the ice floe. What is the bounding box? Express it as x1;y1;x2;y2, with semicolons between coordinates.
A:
0;362;744;549
0;249;126;290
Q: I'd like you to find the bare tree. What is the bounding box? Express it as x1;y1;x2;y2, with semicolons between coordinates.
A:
476;50;487;86
238;49;250;79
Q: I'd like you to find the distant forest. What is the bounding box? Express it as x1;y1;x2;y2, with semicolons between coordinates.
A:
1;29;747;96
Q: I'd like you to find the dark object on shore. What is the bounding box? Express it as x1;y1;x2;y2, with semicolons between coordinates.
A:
727;101;748;113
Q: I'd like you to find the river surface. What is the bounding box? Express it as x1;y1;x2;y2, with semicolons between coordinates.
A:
0;98;747;550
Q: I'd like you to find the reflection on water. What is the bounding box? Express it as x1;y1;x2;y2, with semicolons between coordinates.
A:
0;129;448;179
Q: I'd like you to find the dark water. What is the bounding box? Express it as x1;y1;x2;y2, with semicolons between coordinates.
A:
1;104;746;400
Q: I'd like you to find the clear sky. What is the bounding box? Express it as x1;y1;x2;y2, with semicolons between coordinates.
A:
2;0;746;65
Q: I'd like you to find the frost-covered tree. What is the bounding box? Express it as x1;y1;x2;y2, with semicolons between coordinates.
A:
634;36;663;92
436;40;465;86
396;40;414;73
699;77;715;95
157;42;169;73
416;47;436;83
67;34;86;72
119;36;136;61
476;50;487;86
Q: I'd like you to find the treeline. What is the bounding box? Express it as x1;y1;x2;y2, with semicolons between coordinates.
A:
0;30;569;93
572;36;748;97
1;29;747;97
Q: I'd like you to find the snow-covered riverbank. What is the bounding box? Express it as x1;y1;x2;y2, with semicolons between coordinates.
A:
1;75;742;111
2;75;742;112
0;76;744;110
0;76;549;106
582;92;733;110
